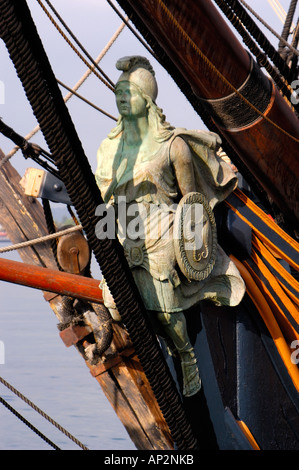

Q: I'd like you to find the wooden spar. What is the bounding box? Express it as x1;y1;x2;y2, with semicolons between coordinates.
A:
0;257;103;304
118;0;299;226
0;150;174;450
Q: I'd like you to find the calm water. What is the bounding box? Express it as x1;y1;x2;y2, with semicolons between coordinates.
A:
0;243;135;450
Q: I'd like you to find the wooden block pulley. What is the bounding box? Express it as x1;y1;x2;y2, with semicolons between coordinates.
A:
57;227;90;274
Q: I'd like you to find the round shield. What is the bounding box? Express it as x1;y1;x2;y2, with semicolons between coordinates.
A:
173;192;217;281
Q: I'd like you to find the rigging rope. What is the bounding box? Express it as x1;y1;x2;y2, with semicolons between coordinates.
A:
4;19;125;161
220;0;298;85
213;0;296;108
42;198;62;270
0;376;88;450
42;0;115;88
56;79;117;121
36;0;114;91
239;0;299;57
278;0;298;55
106;0;159;62
268;0;293;26
0;396;61;450
0;225;83;254
0;119;60;176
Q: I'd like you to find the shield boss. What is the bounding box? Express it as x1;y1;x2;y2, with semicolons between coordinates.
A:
173;192;217;281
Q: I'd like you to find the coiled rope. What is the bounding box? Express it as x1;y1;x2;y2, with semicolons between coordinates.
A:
0;376;88;450
0;0;198;450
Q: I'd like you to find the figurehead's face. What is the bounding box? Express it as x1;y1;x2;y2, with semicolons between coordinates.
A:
115;81;147;119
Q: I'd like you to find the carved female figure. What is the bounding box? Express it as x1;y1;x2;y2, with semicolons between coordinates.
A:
95;56;245;397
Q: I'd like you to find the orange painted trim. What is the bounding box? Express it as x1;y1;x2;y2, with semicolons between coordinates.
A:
231;255;299;393
226;189;299;271
237;420;260;450
235;188;299;250
252;234;299;309
248;250;299;345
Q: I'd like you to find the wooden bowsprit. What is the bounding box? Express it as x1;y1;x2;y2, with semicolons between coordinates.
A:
0;257;103;303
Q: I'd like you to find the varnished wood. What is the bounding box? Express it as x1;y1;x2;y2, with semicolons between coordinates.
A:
0;257;104;304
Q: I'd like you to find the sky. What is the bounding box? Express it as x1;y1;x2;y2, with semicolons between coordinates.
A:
0;0;298;178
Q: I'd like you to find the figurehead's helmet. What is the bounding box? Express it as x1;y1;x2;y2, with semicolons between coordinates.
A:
115;56;158;102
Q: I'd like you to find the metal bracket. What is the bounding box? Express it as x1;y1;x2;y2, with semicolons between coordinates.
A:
21;167;72;205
